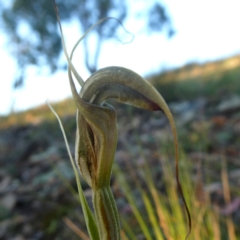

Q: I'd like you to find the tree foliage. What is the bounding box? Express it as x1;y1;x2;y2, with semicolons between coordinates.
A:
1;0;174;88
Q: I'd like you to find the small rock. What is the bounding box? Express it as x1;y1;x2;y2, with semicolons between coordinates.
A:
233;121;240;133
29;146;59;163
0;219;11;238
22;224;32;235
177;109;195;125
169;101;191;114
229;169;240;179
152;129;172;143
0;175;11;193
217;95;240;113
0;193;16;210
204;182;222;194
12;234;25;240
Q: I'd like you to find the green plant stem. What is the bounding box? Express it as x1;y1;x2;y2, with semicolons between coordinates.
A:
92;186;121;240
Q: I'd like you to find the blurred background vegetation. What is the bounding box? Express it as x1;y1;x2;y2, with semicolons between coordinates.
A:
0;0;240;239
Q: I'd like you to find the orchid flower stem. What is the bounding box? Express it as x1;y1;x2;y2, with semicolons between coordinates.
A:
93;186;121;240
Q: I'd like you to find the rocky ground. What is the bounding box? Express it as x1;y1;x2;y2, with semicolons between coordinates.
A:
1;94;240;239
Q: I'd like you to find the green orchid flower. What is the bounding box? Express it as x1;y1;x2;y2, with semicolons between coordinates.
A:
52;2;191;240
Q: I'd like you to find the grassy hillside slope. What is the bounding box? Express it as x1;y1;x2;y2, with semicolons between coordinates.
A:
149;54;240;102
1;54;240;129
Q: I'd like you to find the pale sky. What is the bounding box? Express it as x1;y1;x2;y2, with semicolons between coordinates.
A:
1;0;240;115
